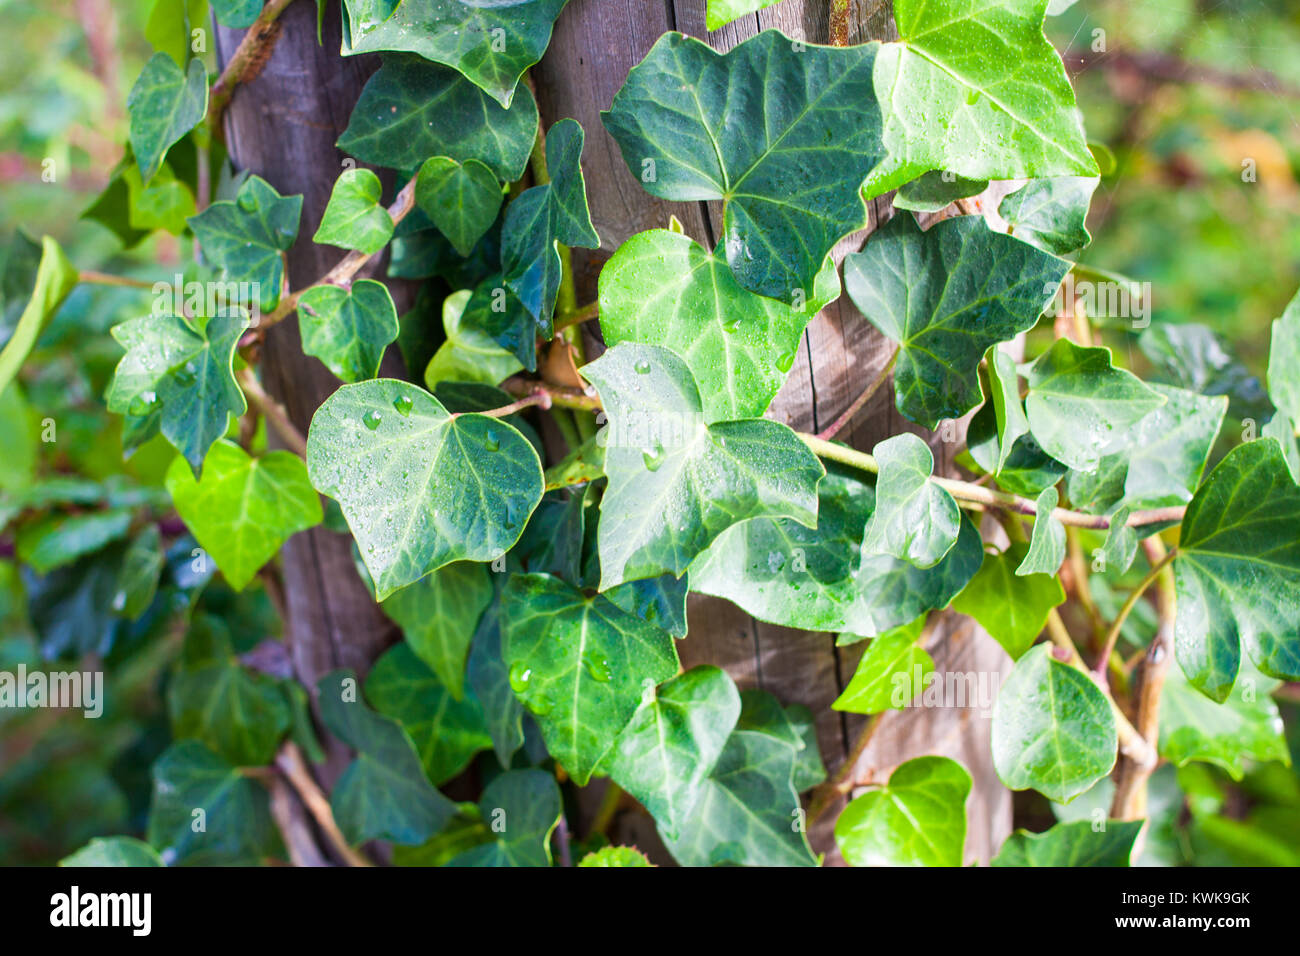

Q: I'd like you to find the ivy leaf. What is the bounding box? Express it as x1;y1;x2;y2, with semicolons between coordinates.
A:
147;741;279;866
999;176;1099;255
867;0;1097;195
424;288;524;389
452;277;538;373
306;378;543;600
832;617;934;714
0;235;79;396
1024;339;1165;473
1099;508;1138;574
835;756;971;867
992;644;1117;802
114;525;165;620
212;0;261;28
501;118;599;329
467;593;525;767
582;343;823;589
985;348;1031;475
785;703;827;791
445;770;562;866
578;846;653;867
992;819;1143;866
414;156;503;257
1159;658;1288;780
317;669;457;845
604;574;690;640
144;0;208;67
602;665;742;840
60;837;165;868
968;402;1066;497
15;509;133;575
187;176;303;312
381;560;493;699
705;0;781;29
598;229;838;421
1017;487;1066;576
297;279;399;384
365;643;494;785
603;30;885;304
165;441;323;590
106;312;247;477
1139;322;1269;422
893;171;989;213
843;214;1068;429
1174;439;1300;702
341;0;569;108
953;544;1064;659
501;573;680;785
861;433;960;569
338;55;538;181
312;169;394;255
1266;289;1300;424
127;53;207;185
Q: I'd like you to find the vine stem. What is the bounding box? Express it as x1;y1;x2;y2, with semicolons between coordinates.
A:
554;300;599;333
829;0;852;46
274;742;373;867
78;270;155;289
207;0;297;136
1093;547;1178;688
237;367;307;457
807;712;884;824
815;347;898;441
459;391;552;419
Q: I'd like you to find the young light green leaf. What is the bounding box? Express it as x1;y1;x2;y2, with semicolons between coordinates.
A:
338;55;538;180
1024;338;1165;473
318;669;458;845
165;441;323;590
603;30;885;304
1267;289;1300;424
297;279;399;384
445;770;562;866
341;0;569;108
313;168;394;254
843;214;1069;429
144;0;208;67
127;53;207;184
862;434;960;569
0;236;79;397
1174;439;1300;702
602;665;742;840
187;175;302;312
835;755;971;867
867;0;1097;195
306;379;543;600
423;288;524;389
60;837;165;868
1017;486;1066;576
953;543;1065;658
365;643;494;785
705;0;781;30
582;343;823;589
414;156;502;257
598;229;837;421
1099;507;1138;574
106;312;248;476
992;644;1117;802
381;560;493;700
986;348;1030;474
992;819;1143;866
502;573;680;785
832;617;934;714
578;845;653;867
999;176;1099;255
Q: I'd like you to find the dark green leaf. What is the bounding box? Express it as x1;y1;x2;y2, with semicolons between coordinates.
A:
60;837;165;867
188;176;302;312
467;592;525;767
414;156;502;257
381;560;493;699
127;54;207;184
15;509;133;575
445;769;562;866
297;279;399;384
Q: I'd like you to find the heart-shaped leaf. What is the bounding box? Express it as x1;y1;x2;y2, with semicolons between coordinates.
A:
127;53;207;184
992;819;1143;866
313;168;394;254
381;560;493;699
835;755;971;867
953;543;1064;659
445;769;562;866
861;433;960;569
414;156;503;257
297;279;399;384
832;617;934;714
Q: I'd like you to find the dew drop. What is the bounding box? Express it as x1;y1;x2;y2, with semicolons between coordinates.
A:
362;410;383;430
508;662;532;693
633;359;652;375
583;655;612;683
642;442;664;472
392;394;414;417
484;429;500;452
776;350;797;373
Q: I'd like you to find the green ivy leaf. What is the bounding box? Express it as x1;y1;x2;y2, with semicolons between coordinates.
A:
862;434;960;569
165;440;322;590
705;0;782;29
121;161;197;236
992;819;1143;866
317;669;457;845
341;0;569;108
445;769;562;866
381;560;493;699
424;288;524;389
414;156;503;257
1267;289;1300;425
0;235;79;397
1024;338;1165;473
1099;507;1138;574
338;55;538;181
867;0;1097;194
451;277;538;373
188;176;303;312
582;343;823;588
999;176;1099;255
968;402;1066;497
1017;486;1066;576
127;53;207;185
145;0;208;67
312;169;395;254
147;740;280;866
602;665;742;840
832;617;934;714
984;348;1031;475
578;845;653;867
598;229;838;421
365;643;494;785
893;171;989;213
991;644;1117;802
15;509;133;575
114;525;165;620
843;214;1068;429
605;574;690;640
953;543;1064;659
306;378;543;600
1174;439;1300;701
106;312;247;477
1159;658;1288;780
501;118;598;328
297;279;399;384
835;755;971;867
603;30;885;304
502;573;680;785
467;592;525;767
212;0;261;28
60;837;165;867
